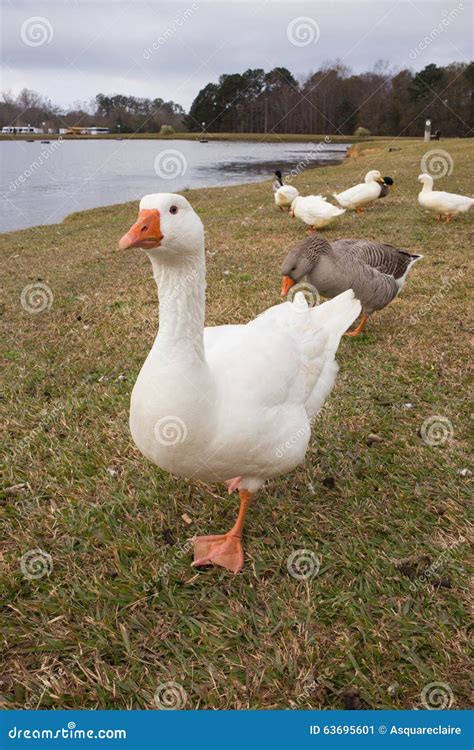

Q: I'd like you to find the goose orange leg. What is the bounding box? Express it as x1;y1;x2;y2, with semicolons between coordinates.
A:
355;206;365;214
345;313;369;337
444;213;452;223
192;489;252;573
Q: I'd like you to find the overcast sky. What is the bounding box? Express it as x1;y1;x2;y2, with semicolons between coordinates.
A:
1;0;472;110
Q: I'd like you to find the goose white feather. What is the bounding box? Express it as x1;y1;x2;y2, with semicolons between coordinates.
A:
290;194;346;229
417;173;473;219
272;170;299;209
333;170;384;211
274;184;299;208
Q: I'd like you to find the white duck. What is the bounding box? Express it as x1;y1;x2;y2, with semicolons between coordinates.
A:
333;170;385;213
273;170;299;210
289;194;346;232
417;173;473;223
118;193;361;573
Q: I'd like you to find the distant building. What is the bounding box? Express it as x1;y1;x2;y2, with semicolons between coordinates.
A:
87;127;109;135
2;125;43;134
2;124;110;136
58;126;110;135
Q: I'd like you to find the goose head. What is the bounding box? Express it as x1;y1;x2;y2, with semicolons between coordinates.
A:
118;193;204;261
280;237;329;296
418;173;434;189
274;169;283;186
365;170;384;184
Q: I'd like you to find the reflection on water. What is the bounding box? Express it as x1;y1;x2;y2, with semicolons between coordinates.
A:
0;139;349;232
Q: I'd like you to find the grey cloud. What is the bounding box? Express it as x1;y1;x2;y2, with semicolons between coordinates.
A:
1;0;471;109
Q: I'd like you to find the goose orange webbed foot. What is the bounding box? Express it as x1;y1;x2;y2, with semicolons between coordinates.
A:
192;486;252;574
192;533;244;573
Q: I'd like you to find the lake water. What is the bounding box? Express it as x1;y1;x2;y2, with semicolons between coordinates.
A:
0;139;349;233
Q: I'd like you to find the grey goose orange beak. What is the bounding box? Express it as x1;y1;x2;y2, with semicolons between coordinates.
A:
118;209;163;250
280;275;295;297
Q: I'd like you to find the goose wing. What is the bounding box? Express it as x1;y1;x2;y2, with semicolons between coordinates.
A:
332;239;422;279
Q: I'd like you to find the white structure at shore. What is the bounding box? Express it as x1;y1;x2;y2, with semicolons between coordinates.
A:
2;125;43;134
58;126;109;135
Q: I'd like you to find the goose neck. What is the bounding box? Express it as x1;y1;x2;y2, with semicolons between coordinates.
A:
149;251;206;361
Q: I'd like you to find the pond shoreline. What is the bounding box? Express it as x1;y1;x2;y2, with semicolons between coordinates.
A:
1;139;350;233
0;131;378;143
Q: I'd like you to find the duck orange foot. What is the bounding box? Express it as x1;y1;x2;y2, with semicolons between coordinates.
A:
192;533;244;573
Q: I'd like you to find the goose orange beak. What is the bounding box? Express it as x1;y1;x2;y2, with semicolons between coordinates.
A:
118;209;163;250
280;275;295;297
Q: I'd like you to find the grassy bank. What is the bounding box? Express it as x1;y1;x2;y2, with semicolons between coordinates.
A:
1;139;472;710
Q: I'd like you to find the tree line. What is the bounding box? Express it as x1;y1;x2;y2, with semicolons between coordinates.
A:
0;90;185;133
185;62;473;137
1;61;472;136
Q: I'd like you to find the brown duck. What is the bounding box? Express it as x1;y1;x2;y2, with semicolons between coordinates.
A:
280;235;422;336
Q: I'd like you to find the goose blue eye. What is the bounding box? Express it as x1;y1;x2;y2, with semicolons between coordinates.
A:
170;205;178;214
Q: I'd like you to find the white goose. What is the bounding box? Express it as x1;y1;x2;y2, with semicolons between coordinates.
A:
290;194;346;231
333;170;385;213
273;170;299;209
418;173;473;223
118;193;361;573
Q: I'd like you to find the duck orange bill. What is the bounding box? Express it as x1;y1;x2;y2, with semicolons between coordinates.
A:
118;209;163;250
280;275;295;297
